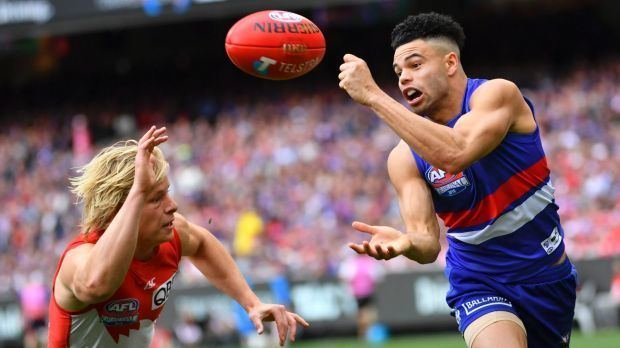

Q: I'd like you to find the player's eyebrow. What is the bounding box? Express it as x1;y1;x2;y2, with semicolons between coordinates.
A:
152;185;170;197
393;53;424;70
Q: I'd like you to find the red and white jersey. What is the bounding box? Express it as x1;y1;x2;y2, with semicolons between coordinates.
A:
48;229;182;347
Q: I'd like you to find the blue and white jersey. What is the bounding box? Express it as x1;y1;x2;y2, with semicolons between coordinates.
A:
411;78;565;282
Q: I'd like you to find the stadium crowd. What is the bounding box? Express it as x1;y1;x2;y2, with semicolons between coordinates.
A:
0;60;619;313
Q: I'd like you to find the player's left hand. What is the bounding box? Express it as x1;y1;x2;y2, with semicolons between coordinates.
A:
348;221;413;260
247;303;309;346
338;54;383;107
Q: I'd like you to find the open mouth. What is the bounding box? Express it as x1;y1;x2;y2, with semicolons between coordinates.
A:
403;87;423;105
163;220;174;229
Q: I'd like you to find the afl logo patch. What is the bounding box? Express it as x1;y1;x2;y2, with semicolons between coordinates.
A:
105;298;139;316
425;167;470;197
102;298;139;326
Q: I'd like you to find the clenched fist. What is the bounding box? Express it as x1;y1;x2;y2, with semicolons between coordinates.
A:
338;53;383;107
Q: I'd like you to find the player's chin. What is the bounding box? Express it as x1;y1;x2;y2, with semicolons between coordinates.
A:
410;102;427;115
158;226;175;242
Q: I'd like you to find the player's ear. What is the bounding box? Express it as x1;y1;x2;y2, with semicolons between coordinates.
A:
445;52;459;76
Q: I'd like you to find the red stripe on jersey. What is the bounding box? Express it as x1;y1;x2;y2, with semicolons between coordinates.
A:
438;157;550;229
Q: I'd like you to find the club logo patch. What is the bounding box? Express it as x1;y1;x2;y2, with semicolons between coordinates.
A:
425;167;470;197
541;227;562;255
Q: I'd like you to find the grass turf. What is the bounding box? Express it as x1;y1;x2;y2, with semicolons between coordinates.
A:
293;329;620;348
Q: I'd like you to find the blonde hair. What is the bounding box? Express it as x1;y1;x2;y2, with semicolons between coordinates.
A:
70;140;169;234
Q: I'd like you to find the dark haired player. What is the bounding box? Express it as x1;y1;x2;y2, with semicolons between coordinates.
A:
338;12;577;348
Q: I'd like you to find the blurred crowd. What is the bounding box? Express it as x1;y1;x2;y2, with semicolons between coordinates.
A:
0;60;619;311
531;61;620;259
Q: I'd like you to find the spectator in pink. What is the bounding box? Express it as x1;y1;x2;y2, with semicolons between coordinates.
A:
339;254;385;339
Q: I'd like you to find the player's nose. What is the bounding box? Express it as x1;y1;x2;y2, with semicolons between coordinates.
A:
164;196;178;214
399;68;413;85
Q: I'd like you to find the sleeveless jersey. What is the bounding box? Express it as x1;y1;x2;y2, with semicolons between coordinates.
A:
411;78;565;283
48;229;182;347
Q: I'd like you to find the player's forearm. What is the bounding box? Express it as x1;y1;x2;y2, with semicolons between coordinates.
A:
190;238;261;312
403;228;441;264
369;93;465;173
75;188;145;298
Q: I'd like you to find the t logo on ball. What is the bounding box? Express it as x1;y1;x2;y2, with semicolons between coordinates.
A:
253;57;277;75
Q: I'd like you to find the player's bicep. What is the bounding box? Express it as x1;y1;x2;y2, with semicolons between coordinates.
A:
388;141;438;237
451;79;521;171
54;244;93;310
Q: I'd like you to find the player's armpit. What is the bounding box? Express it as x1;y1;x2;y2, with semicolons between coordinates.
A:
449;79;535;173
387;141;440;264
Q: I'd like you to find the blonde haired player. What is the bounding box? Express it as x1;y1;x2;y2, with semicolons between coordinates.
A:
48;126;308;347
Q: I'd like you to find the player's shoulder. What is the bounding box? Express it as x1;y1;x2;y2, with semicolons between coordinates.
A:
62;241;95;264
55;242;94;301
388;140;414;166
478;78;519;91
470;78;524;109
57;242;94;283
172;212;190;232
172;212;200;257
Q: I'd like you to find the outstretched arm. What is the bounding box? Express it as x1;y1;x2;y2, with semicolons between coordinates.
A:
175;213;308;346
349;140;440;264
339;54;535;173
367;79;531;173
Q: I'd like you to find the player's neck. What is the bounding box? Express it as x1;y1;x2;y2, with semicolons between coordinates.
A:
429;73;467;125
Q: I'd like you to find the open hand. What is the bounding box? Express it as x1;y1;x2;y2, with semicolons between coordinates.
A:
134;126;168;194
348;221;413;260
248;303;309;346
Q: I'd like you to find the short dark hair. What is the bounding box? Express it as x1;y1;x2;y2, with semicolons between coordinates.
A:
390;12;465;52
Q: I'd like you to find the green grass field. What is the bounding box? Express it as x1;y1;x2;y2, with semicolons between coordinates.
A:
294;330;620;348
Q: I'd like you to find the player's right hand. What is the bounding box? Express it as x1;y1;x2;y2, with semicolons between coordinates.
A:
247;303;309;346
338;54;383;107
134;126;168;194
348;221;413;260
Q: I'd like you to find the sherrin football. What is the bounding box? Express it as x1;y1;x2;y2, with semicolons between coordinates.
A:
225;10;326;80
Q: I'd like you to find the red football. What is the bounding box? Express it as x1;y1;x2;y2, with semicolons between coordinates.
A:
225;10;326;80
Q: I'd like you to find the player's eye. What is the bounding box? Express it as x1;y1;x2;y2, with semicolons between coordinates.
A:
151;194;164;203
